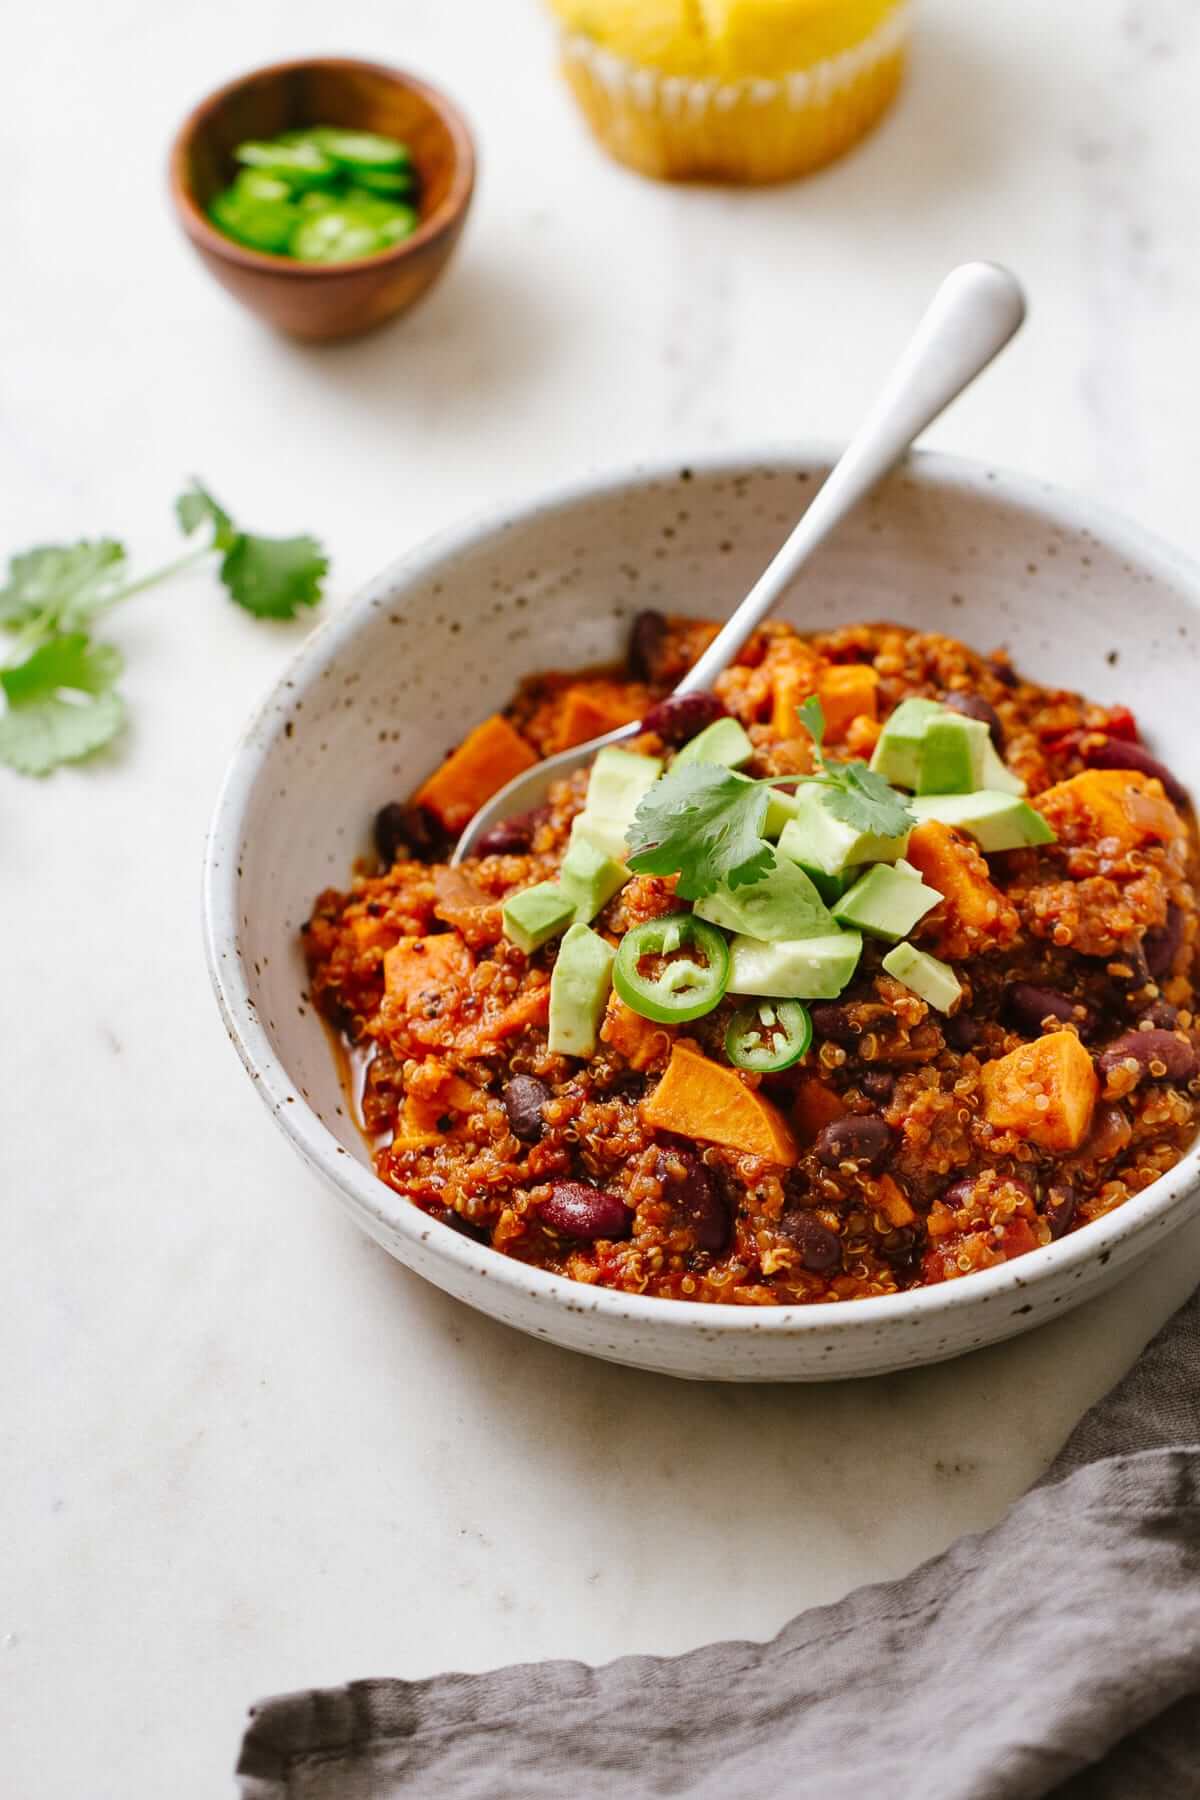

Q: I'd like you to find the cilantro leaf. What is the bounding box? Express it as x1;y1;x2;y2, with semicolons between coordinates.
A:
176;481;237;553
175;480;327;618
218;531;328;620
626;763;775;900
0;540;128;634
823;760;915;839
0;633;124;775
796;693;825;751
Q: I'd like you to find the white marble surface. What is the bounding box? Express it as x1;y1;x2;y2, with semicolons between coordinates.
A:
5;1;1200;1792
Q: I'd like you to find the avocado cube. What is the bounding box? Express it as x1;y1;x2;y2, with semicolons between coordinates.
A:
908;791;1056;852
869;698;943;791
727;930;863;1001
672;716;755;771
777;788;910;877
917;714;990;795
694;856;834;942
502;882;575;954
577;747;662;859
980;737;1026;795
881;942;963;1013
560;830;629;923
548;923;615;1057
832;861;941;942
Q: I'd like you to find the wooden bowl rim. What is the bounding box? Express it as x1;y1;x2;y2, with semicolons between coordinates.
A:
168;55;476;279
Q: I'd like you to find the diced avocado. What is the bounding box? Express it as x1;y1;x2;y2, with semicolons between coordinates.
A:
869;698;943;790
792;861;854;906
777;788;910;878
727;930;863;1001
694;857;834;942
917;714;990;796
909;790;1056;852
672;716;754;771
576;747;662;859
559;833;629;923
548;923;615;1057
980;737;1026;795
502;882;575;954
831;861;941;942
881;942;963;1013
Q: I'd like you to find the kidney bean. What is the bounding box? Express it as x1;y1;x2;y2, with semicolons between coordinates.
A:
942;689;1004;748
503;1075;550;1143
861;1070;895;1101
373;801;444;866
1081;738;1189;809
878;1225;920;1268
1006;983;1098;1039
1141;999;1180;1030
1144;905;1183;982
944;1013;981;1052
641;691;725;746
988;657;1018;689
1044;1184;1078;1240
1097;1029;1198;1084
538;1181;630;1240
475;818;534;857
778;1208;842;1274
656;1150;729;1254
815;1114;893;1171
627;609;668;683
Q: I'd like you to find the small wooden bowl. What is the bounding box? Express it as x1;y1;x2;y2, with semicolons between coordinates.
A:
169;57;476;342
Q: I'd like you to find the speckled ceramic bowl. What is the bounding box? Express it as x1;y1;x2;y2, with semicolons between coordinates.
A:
203;449;1200;1381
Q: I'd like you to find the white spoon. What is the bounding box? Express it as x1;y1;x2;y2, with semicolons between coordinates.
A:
451;261;1026;865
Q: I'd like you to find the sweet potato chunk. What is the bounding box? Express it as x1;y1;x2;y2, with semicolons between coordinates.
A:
980;1029;1098;1152
599;991;673;1072
555;685;644;752
414;714;538;832
906;820;1019;959
642;1042;799;1165
792;1075;847;1146
769;662;879;745
1035;769;1183;852
383;934;473;1016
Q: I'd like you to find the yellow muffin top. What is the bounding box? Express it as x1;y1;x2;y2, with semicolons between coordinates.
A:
548;0;903;80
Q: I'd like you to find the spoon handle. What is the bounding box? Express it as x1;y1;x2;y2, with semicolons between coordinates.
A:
675;261;1026;697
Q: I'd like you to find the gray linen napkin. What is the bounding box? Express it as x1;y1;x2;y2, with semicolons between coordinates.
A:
237;1292;1200;1799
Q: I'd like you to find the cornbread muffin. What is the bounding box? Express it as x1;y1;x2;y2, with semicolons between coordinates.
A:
546;0;910;182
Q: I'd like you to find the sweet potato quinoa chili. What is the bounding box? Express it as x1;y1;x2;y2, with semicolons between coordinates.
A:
302;615;1200;1305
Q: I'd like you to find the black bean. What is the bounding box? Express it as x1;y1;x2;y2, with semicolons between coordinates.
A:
640;691;725;746
656;1150;729;1254
1097;1029;1198;1084
425;1205;490;1245
942;689;1004;748
861;1070;895;1101
815;1114;893;1171
538;1181;630;1240
942;1173;1034;1213
373;801;444;866
778;1208;842;1274
503;1075;549;1143
1006;983;1098;1040
878;1225;920;1269
988;657;1019;689
810;1002;859;1045
1141;999;1180;1030
1044;1184;1078;1240
628;609;668;683
1144;905;1184;982
944;1013;981;1052
475;818;534;857
1082;738;1189;809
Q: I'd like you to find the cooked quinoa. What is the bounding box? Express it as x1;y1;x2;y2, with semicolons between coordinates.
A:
302;616;1200;1305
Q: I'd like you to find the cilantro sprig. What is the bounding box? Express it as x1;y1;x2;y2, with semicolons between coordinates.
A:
626;693;915;900
0;483;328;775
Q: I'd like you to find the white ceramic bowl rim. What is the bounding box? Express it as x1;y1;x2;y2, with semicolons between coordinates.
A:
203;444;1200;1340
